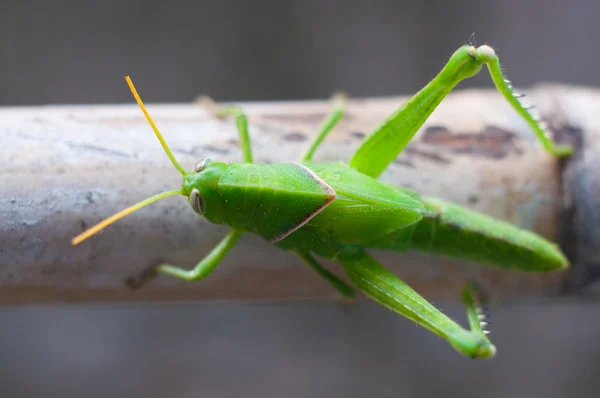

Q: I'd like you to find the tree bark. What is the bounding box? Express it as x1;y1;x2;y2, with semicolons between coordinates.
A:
1;84;596;304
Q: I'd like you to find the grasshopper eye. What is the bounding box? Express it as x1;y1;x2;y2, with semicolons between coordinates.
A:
194;158;212;173
189;188;205;214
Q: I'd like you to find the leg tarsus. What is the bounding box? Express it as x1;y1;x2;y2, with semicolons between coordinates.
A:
157;264;202;281
126;265;159;290
301;92;347;162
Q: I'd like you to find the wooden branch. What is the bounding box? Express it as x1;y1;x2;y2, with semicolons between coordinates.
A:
1;84;595;304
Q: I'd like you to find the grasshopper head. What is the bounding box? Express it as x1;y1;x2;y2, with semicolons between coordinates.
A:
181;158;227;224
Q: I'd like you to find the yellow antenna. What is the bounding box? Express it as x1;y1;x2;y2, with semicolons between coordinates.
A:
125;75;186;175
71;189;182;246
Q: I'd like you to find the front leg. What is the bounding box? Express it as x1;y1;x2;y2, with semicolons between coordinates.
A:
158;229;243;280
128;229;243;289
349;45;572;179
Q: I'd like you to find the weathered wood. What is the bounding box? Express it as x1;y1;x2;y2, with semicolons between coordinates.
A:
0;84;593;305
555;85;600;294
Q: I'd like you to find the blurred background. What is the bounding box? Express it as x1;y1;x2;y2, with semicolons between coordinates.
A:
1;0;599;397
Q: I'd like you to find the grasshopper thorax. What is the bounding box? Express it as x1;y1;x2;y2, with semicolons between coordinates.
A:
182;159;228;224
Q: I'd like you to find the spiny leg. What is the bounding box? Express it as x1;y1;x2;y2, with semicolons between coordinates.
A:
301;92;346;162
349;45;572;179
462;282;493;342
158;229;242;281
295;250;354;298
482;50;572;157
198;97;253;163
335;246;496;358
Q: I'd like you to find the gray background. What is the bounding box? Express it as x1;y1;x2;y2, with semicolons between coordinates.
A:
1;0;599;397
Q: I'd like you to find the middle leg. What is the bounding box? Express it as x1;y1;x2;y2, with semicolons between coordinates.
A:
301;92;346;162
198;97;254;163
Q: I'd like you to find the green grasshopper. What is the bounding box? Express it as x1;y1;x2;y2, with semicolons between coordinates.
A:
72;44;572;359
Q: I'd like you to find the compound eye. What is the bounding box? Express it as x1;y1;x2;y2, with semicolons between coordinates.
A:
193;158;212;173
189;188;205;214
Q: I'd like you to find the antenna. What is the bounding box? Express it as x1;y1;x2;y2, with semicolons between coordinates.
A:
71;189;182;245
125;75;186;175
